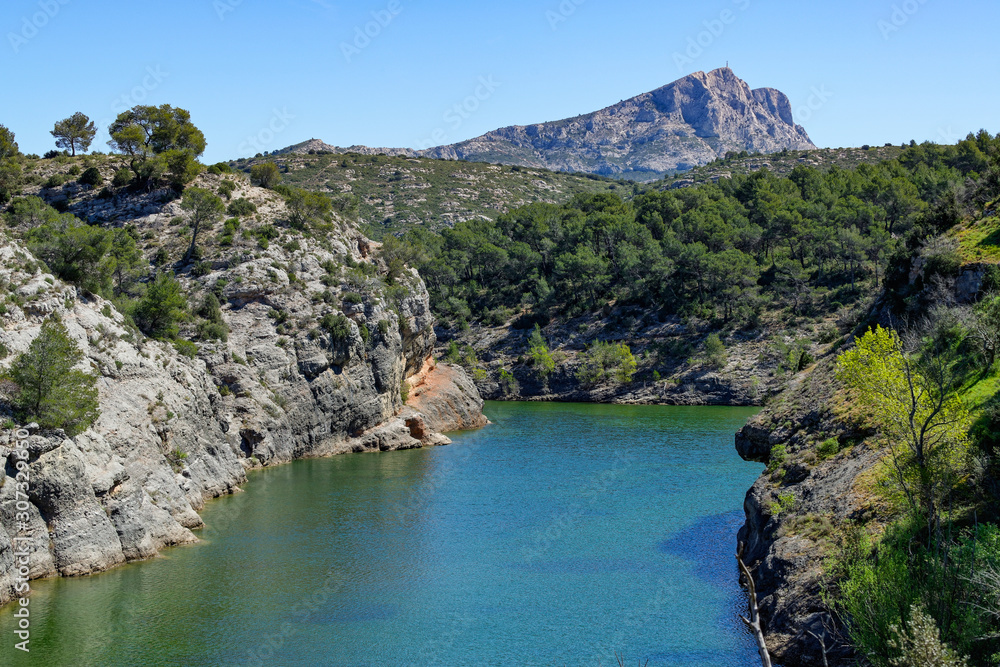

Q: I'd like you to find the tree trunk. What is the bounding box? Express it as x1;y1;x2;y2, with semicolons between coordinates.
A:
186;219;200;263
738;543;772;667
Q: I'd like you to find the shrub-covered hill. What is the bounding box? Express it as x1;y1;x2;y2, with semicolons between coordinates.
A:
392;131;1000;404
653;144;906;190
232;151;634;240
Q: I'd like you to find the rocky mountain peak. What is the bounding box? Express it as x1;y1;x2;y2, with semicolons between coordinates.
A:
275;69;813;180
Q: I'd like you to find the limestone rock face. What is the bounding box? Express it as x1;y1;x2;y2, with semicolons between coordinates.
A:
405;360;489;433
0;183;485;606
280;68;814;180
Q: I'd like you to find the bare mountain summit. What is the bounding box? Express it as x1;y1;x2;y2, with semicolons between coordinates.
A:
275;68;815;180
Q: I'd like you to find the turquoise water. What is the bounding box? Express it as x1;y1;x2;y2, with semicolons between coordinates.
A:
0;402;762;666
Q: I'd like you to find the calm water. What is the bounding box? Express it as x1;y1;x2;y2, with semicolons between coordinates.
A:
0;402;762;666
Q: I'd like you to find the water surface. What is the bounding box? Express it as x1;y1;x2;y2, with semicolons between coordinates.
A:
1;402;761;666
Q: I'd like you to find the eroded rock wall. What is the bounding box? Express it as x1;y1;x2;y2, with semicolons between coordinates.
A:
0;216;483;606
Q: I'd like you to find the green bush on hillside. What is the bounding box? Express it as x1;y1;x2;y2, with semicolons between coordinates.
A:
3;318;99;435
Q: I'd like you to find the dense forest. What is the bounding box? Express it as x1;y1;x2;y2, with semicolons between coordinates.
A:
391;131;1000;333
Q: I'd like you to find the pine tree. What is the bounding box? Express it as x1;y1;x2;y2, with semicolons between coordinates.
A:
6;318;99;435
51;112;97;156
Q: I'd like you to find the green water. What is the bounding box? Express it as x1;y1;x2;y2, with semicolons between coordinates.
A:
0;402;762;666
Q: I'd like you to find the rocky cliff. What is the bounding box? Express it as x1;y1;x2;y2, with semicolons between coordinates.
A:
735;353;875;666
425;68;815;179
0;174;485;608
279;68;815;180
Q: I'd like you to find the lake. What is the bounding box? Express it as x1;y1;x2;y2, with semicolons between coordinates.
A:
0;402;762;666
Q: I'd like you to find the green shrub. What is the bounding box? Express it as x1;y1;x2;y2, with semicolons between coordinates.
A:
250;162;281;189
25;211;119;295
703;334;727;369
217;180;236;199
833;521;1000;665
499;368;520;397
78;167;102;187
133;273;187;339
284;187;332;229
342;292;363;305
196;293;228;341
817;438;840;460
112;168;132;187
321;313;351;342
768;492;796;516
43;173;67;189
172;339;198;358
191;261;212;277
528;324;555;383
888;604;969;667
766;444;787;473
208;162;233;175
227;198;256;217
2;318;99;435
576;340;637;386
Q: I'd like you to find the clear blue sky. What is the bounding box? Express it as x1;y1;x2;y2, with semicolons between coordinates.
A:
2;0;997;164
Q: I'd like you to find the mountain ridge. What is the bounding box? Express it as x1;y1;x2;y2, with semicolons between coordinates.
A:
273;68;815;180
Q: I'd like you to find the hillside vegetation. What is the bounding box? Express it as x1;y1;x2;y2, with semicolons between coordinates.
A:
234;151;632;239
654;144;906;189
382;134;995;394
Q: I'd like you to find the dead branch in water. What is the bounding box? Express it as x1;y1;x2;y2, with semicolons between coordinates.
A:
738;542;773;667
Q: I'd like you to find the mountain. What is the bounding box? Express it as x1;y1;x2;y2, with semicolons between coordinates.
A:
274;68;816;180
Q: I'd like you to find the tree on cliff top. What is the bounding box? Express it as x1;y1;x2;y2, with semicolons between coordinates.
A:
108;105;206;185
51;112;97;156
0;124;17;160
4;318;99;435
0;124;20;204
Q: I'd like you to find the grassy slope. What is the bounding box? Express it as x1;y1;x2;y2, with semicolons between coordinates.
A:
953;207;1000;264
